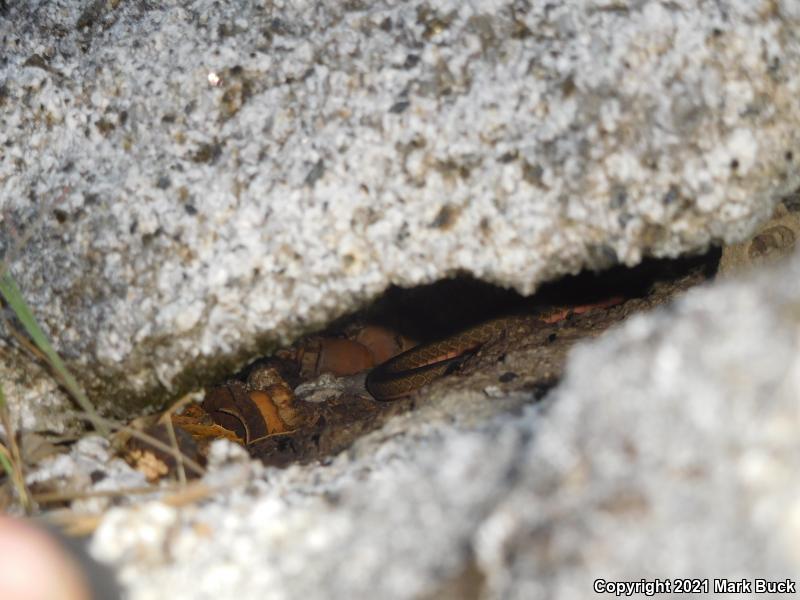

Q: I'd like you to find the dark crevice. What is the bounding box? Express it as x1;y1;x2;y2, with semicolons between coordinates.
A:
334;247;721;343
224;246;722;467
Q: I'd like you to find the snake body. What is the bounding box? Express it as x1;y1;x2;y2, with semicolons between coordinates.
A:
365;315;533;400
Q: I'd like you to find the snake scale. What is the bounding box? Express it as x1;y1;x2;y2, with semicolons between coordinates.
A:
365;315;538;400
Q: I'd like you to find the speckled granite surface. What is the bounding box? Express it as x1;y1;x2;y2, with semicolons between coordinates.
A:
1;1;799;425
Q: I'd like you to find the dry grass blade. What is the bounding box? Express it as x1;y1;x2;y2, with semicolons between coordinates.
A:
73;412;206;477
0;445;15;483
0;381;32;512
164;417;187;486
247;428;299;446
32;484;171;504
41;479;223;536
158;392;202;487
0;443;30;511
0;271;108;436
34;480;214;506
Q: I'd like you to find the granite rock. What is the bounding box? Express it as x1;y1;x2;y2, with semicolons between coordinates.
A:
1;0;800;425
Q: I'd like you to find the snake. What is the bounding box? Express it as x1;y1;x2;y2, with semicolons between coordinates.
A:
365;315;538;401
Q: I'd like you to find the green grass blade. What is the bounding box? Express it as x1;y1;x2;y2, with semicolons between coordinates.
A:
0;272;108;436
